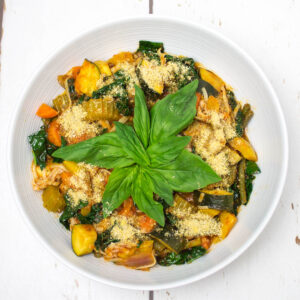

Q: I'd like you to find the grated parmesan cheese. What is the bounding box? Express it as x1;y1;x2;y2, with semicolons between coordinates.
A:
109;215;142;244
57;105;100;140
175;211;221;238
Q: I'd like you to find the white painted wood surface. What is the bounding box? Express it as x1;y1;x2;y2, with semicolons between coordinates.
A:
1;0;300;299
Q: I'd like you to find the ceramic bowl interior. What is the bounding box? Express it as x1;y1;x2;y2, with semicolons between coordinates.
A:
8;16;288;290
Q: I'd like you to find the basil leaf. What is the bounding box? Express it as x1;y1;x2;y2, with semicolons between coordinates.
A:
52;132;135;168
133;85;150;148
147;136;191;167
152;150;221;192
132;167;164;226
150;80;198;144
115;122;150;166
102;166;138;217
144;169;173;206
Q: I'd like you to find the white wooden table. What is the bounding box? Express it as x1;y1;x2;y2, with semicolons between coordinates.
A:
1;0;300;299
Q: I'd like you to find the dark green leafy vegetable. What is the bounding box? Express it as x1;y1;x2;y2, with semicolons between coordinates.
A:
245;160;261;201
199;193;234;214
102;165;138;217
158;246;206;266
65;78;79;100
149;80;198;144
165;55;199;89
92;80;131;116
231;181;241;215
146;136;191;167
77;94;90;104
137;40;164;53
114;121;150;166
132;167;165;226
28;127;67;168
150;150;221;193
59;195;88;230
77;203;103;224
226;90;237;110
94;226;120;251
28;126;47;169
133;85;150;148
53;132;135;169
53;81;220;225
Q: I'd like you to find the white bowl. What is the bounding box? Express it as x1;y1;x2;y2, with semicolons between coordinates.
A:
8;16;288;290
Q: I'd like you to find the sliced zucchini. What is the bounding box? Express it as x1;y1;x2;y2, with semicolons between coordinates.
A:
137;40;164;53
197;189;234;213
151;224;186;254
107;52;134;66
92;80;130;116
229;137;257;161
72;224;97;256
42;186;66;213
136;58;164;97
94;61;112;76
75;59;101;96
199;68;225;92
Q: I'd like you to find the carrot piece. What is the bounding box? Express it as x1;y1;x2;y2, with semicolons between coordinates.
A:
137;214;156;233
118;198;136;217
47;120;61;146
196;92;201;111
36;103;58;118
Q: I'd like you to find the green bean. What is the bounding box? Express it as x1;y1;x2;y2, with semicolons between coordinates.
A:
238;159;247;205
243;110;254;129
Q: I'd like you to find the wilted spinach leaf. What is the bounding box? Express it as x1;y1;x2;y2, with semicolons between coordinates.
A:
158;246;206;266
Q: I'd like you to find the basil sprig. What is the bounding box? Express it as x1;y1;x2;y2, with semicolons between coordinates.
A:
53;80;221;225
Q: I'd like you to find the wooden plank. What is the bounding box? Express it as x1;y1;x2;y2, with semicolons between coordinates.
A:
153;0;300;299
0;0;149;299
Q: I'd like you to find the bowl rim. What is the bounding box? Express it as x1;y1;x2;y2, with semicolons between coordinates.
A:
7;15;289;290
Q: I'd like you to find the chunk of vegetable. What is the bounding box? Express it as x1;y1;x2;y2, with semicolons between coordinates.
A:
57;66;81;87
136;214;156;233
199;68;225;92
206;96;220;112
63;161;79;174
229;137;257;161
47;120;61;147
197;189;234;213
71;224;97;256
218;211;237;239
238;159;247;204
36;103;58;118
94;61;112;76
158;246;206;266
42;186;66;212
137;40;164;53
82;98;120;121
107;52;134;65
75;59;100;96
92;80;130;116
52;91;71;112
151;224;186;254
